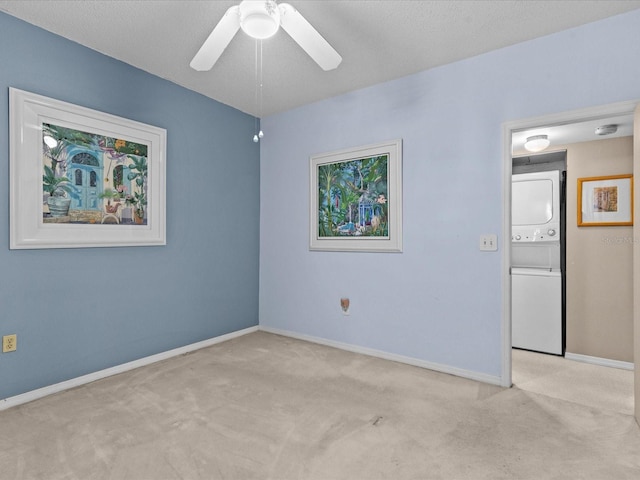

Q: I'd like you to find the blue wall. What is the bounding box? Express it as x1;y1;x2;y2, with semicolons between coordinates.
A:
259;10;640;383
0;13;260;399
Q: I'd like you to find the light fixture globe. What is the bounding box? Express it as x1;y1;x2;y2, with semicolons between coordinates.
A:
239;0;281;40
524;134;550;153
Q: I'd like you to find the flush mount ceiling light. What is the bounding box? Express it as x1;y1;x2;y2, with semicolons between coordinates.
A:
524;134;550;153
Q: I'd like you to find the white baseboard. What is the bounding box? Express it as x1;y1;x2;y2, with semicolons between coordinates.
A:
0;326;259;411
565;352;634;371
259;326;504;386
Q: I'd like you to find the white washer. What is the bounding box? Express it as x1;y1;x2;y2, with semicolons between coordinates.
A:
512;268;562;355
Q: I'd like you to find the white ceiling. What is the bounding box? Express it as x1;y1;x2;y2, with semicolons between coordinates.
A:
1;0;637;151
1;0;639;119
512;115;635;157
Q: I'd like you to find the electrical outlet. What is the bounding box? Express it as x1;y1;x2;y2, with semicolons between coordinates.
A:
3;334;17;353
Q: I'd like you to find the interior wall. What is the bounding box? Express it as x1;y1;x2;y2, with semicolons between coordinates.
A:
259;9;640;382
565;137;634;362
634;105;640;423
0;13;260;400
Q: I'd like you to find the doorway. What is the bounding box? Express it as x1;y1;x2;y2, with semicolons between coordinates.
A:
69;151;102;211
501;100;638;420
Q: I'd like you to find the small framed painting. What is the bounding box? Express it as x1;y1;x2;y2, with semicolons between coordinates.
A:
309;139;402;252
577;174;633;226
9;88;166;249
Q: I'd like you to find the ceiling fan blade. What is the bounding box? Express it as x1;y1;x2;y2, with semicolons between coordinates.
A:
278;3;342;71
190;5;241;71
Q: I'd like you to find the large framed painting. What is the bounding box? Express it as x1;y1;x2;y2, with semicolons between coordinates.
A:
9;88;166;249
577;174;633;227
310;139;402;252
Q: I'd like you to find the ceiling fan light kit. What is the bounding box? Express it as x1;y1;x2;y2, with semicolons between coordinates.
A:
240;0;280;39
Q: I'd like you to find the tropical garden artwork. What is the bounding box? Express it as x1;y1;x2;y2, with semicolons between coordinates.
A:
42;123;149;225
317;154;389;238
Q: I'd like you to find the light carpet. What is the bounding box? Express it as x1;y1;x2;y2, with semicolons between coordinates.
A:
0;331;638;479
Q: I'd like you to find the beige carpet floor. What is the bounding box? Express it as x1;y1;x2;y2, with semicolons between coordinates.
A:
0;331;638;479
512;348;634;416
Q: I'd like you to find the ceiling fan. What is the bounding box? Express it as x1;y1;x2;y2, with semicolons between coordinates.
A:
190;0;342;72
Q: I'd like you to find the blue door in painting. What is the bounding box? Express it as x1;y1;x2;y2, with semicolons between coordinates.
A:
69;152;102;210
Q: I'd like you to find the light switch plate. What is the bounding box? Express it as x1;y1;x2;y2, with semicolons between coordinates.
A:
479;234;498;251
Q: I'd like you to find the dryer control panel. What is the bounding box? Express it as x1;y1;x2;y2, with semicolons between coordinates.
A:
512;224;560;242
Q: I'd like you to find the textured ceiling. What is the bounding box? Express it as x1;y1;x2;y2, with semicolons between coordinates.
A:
1;0;639;118
512;115;635;156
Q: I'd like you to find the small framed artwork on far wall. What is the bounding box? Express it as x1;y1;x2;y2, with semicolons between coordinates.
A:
577;174;633;226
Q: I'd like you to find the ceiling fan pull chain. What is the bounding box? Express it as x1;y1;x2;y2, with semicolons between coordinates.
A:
259;39;264;139
253;39;260;143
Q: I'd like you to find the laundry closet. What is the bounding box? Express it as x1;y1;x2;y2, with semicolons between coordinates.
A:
512;151;566;355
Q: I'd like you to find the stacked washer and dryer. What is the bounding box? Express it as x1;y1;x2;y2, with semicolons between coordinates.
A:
512;167;565;355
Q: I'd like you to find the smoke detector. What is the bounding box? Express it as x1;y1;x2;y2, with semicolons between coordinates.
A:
595;124;618;136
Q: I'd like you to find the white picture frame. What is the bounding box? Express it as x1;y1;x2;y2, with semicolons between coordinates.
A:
309;139;402;252
9;88;166;249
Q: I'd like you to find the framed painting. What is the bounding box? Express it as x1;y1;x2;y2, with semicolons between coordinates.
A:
309;139;402;252
9;88;166;249
577;174;633;226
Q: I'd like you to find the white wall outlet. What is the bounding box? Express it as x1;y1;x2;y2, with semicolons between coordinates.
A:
479;234;498;251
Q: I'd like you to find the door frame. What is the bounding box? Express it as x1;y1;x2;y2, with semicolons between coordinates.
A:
501;99;639;390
